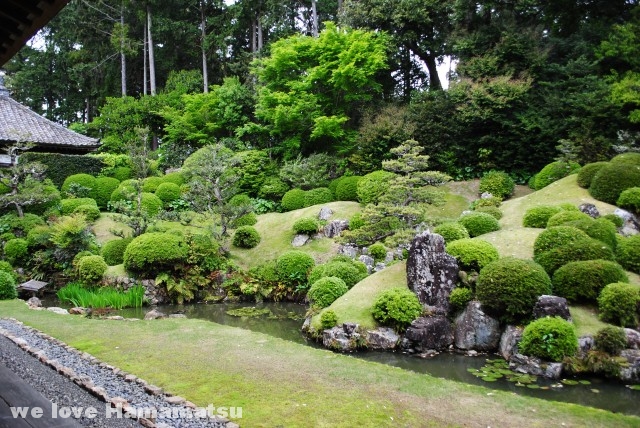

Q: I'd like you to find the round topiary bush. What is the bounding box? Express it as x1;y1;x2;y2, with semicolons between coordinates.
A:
77;255;108;283
617;187;640;214
142;176;164;193
616;235;640;273
577;162;609;188
535;237;615;275
335;176;362;201
293;217;319;235
519;316;578;362
357;170;396;204
3;213;46;237
233;212;258;227
73;204;101;222
372;287;423;329
470;196;502;209
533;161;581;190
307;276;348;308
594;326;628;356
533;226;590;257
552;259;629;302
155;182;181;206
0;260;14;277
611;152;640;166
307;261;365;290
476;257;552;324
26;225;51;249
304;187;334;207
111;166;133;182
349;213;365;230
565;217;618;250
258;176;289;201
523;205;564;228
368;242;387;261
434;222;469;243
598;282;640;327
320;309;339;329
101;238;133;266
589;163;640;205
0;270;17;300
123;233;188;274
60;198;98;215
546;210;592;228
457;212;500;237
281;189;306;211
61;173;96;196
91;177;120;209
449;287;474;313
139;193;163;217
109;180;138;203
232;226;261;249
276;250;315;285
4;238;28;265
603;213;624;228
446;238;500;272
479;170;515;199
473;205;503;220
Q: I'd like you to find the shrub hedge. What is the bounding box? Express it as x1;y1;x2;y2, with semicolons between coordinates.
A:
91;177;120;209
304;187;334;207
552;259;628;302
320;309;339;329
232;212;258;228
598;282;640;328
61;174;96;197
457;212;500;237
372;287;423;329
4;238;28;265
155;182;182;206
142;176;164;193
74;204;101;222
77;255;108;283
0;271;17;300
577;162;609;188
123;233;188;274
523;205;564;228
335;176;362;201
611;152;640;166
473;205;503;220
281;189;306;211
519;317;578;362
479;170;515;199
368;242;387;261
433;222;469;243
276;250;315;285
617;187;640;214
232;226;261;248
446;238;500;272
533;226;590;257
616;235;640;273
19;153;104;188
564;218;618;250
449;287;474;313
293;217;319;235
357;170;395;204
308;277;348;308
307;261;365;290
101;238;133;266
589;163;640;204
546;210;592;228
533;161;580;190
534;237;615;275
594;326;628;356
258;176;290;201
60;198;98;215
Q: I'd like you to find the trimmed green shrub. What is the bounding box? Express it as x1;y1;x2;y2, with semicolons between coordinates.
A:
565;217;618;250
519;317;578;362
276;250;315;285
449;287;474;313
328;177;344;194
552;260;629;302
162;171;185;186
26;225;50;249
470;196;502;209
90;177;120;209
533;161;581;190
594;326;628;356
77;255;108;283
258;176;290;201
546;210;592;228
611;152;640;166
19;153;104;188
589;163;640;204
349;213;365;230
603;214;624;228
155;182;181;206
232;212;258;227
523;206;564;228
0;213;46;237
457;212;500;237
535;238;615;275
61;173;96;196
598;282;640;327
616;235;640;273
357;170;396;204
434;222;469;243
0;261;16;282
101;238;133;266
617;187;640;214
74;205;101;222
368;242;387;261
474;205;502;220
235;150;275;196
533;226;590;257
0;271;17;300
229;194;252;207
476;258;552;324
4;238;28;265
232;226;261;249
479;170;515;199
293;217;319;235
111;166;133;181
139;193;163;217
446;238;500;272
281;189;306;211
577;162;609;188
320;310;339;329
307;261;365;290
372;287;423;329
308;276;348;308
123;233;188;274
142;176;164;193
60;198;98;215
335;176;362;201
304;187;334;207
109;180;138;203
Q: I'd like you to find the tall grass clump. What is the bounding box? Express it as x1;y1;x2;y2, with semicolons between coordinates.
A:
57;282;146;309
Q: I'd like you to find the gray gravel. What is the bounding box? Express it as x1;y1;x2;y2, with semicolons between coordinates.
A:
0;319;232;428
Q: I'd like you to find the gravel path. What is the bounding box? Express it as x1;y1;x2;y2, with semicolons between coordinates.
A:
0;319;235;428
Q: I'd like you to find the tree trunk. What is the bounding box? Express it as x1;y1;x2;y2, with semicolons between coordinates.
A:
311;0;319;37
143;18;148;96
147;4;156;96
120;11;127;97
200;0;209;93
257;15;263;51
406;41;442;91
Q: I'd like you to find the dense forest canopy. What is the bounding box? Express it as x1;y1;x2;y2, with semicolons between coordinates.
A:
4;0;640;178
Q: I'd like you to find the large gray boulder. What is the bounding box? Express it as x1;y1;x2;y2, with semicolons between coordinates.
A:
324;220;349;238
532;295;571;321
322;323;362;351
625;328;640;350
579;203;600;218
402;316;453;352
318;207;333;221
454;301;501;351
291;234;310;247
508;353;563;379
499;325;523;360
406;231;459;315
366;328;400;350
144;309;166;320
619;350;640;382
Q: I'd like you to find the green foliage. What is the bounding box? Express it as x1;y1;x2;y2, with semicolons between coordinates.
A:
123;233;188;275
235;150;275;196
546;210;592;228
372;287;423;330
232;212;258;228
479;170;515;199
57;283;145;309
276;250;315;286
470;196;502;210
594;326;628;356
565;218;618;250
0;271;17;300
307;261;365;291
0;261;15;280
74;205;101;222
232;226;261;249
356;170;396;204
589;163;640;204
335;176;362;201
523;206;564;228
111;166;133;182
617;187;640;214
434;222;469;243
552;260;629;302
4;238;28;265
139;193;163;217
258;177;289;201
533;161;581;190
368;243;387;262
278;154;343;190
535;238;616;276
281;189;306;211
61;173;96;197
60;198;98;215
533;226;590;257
293;218;319;235
611;153;640;166
473;206;502;220
476;258;552;324
100;238;133;266
304;188;334;207
577;162;609;188
0;213;45;237
155;182;182;206
90;177;120;209
162;171;185;187
457;212;500;237
603;213;624;228
616;235;640;273
49;214;96;268
77;255;108;283
320;310;339;329
598;282;640;328
519;317;578;362
308;277;349;309
142;176;164;193
446;238;500;272
449;287;474;313
19;153;104;188
349;213;365;230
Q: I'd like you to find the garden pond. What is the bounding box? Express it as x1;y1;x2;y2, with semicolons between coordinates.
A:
42;298;640;416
